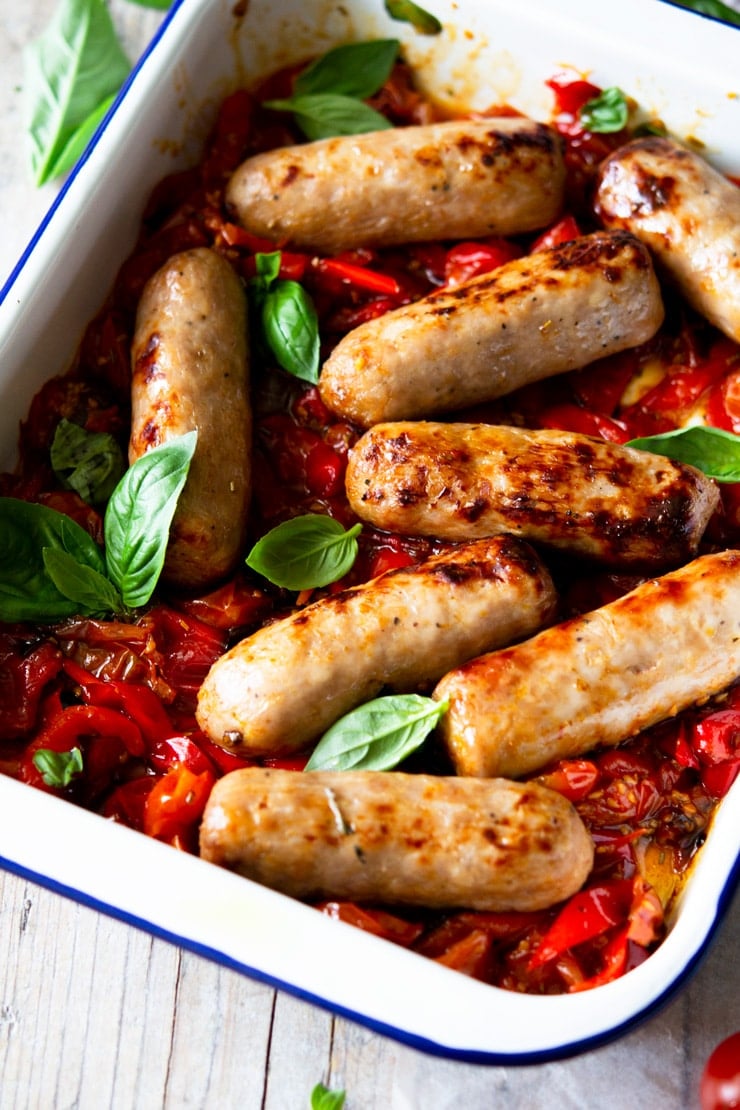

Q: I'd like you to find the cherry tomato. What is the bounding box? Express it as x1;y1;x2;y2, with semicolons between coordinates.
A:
700;1032;740;1110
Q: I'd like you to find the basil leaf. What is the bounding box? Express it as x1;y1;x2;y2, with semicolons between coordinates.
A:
25;0;131;186
126;0;173;8
385;0;443;34
247;515;361;590
43;547;122;615
254;251;282;289
264;94;393;141
32;746;84;788
305;694;448;772
294;39;400;99
579;87;629;133
626;425;740;482
668;0;740;25
0;497;107;622
51;419;125;505
310;1084;346;1110
262;280;320;383
104;430;197;608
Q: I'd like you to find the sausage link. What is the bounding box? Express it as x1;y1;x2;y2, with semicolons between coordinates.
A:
345;421;719;569
594;136;740;342
129;248;251;591
225;117;565;253
319;231;664;426
434;549;740;779
199;768;594;912
196;535;556;756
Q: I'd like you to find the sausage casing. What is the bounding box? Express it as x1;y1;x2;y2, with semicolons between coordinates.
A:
225;117;565;254
345;421;719;569
199;769;594;912
435;549;740;779
594;136;740;342
129;248;251;591
319;231;664;426
196;535;557;756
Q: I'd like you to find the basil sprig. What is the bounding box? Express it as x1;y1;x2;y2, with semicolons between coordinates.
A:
305;694;449;772
246;514;362;591
264;39;400;141
626;425;740;482
385;0;443;34
32;747;84;788
668;0;740;26
250;253;320;383
0;430;196;622
311;1084;346;1110
25;0;131;186
579;87;629;133
51;418;125;504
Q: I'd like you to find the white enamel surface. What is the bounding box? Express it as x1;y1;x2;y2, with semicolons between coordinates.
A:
0;0;738;1061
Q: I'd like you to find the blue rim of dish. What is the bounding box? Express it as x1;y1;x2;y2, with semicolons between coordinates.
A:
0;0;189;309
1;848;738;1065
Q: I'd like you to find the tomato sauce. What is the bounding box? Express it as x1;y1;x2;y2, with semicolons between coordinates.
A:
1;56;739;995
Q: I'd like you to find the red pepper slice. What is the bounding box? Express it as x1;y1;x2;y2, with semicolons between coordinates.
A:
317;901;424;946
0;636;62;741
537;402;630;443
527;879;634;970
443;238;522;286
143;762;215;843
701;759;740;799
530;214;582;252
313;256;402;295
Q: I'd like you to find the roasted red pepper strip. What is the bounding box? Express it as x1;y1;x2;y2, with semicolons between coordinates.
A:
143;762;215;843
313;256;402;295
527;880;634;970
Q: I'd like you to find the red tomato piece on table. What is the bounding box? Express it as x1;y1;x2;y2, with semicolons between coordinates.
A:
700;1032;740;1110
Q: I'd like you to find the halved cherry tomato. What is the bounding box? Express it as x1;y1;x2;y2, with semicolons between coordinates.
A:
530;214;582;251
535;759;600;803
143;762;215;844
700;1032;740;1110
443;238;522;286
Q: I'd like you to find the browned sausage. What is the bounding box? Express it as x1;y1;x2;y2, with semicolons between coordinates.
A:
434;549;740;779
345;421;719;569
319;231;664;426
225;117;565;254
594;136;740;342
196;535;557;757
129;248;251;591
199;768;594;912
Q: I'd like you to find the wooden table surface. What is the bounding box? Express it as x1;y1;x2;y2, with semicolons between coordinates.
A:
1;3;739;1107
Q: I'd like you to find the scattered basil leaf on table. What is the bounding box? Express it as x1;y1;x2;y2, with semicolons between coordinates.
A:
43;547;123;615
385;0;443;34
104;430;197;608
126;0;173;9
293;39;400;99
310;1083;346;1110
668;0;740;26
51;418;125;504
626;425;740;482
264;39;400;140
0;497;109;621
247;515;362;591
579;87;629;133
250;253;320;383
25;0;131;186
32;747;84;788
305;694;449;772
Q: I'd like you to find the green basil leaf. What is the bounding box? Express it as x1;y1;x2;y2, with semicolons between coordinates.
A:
384;0;443;34
294;39;400;99
668;0;740;26
310;1084;346;1110
43;547;122;615
125;0;173;8
264;94;393;141
305;694;448;771
104;430;197;609
579;87;629;133
32;746;84;788
254;251;282;290
626;425;740;482
262;280;320;383
0;497;107;621
25;0;131;186
247;515;361;590
41;93;118;184
51;418;125;505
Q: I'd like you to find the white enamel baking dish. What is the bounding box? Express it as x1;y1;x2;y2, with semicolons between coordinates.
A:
0;0;738;1063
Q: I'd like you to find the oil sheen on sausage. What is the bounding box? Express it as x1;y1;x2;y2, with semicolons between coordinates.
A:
196;535;557;757
345;421;719;569
594;136;740;342
129;248;251;591
319;230;664;426
434;549;740;779
199;769;594;912
225;117;565;254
